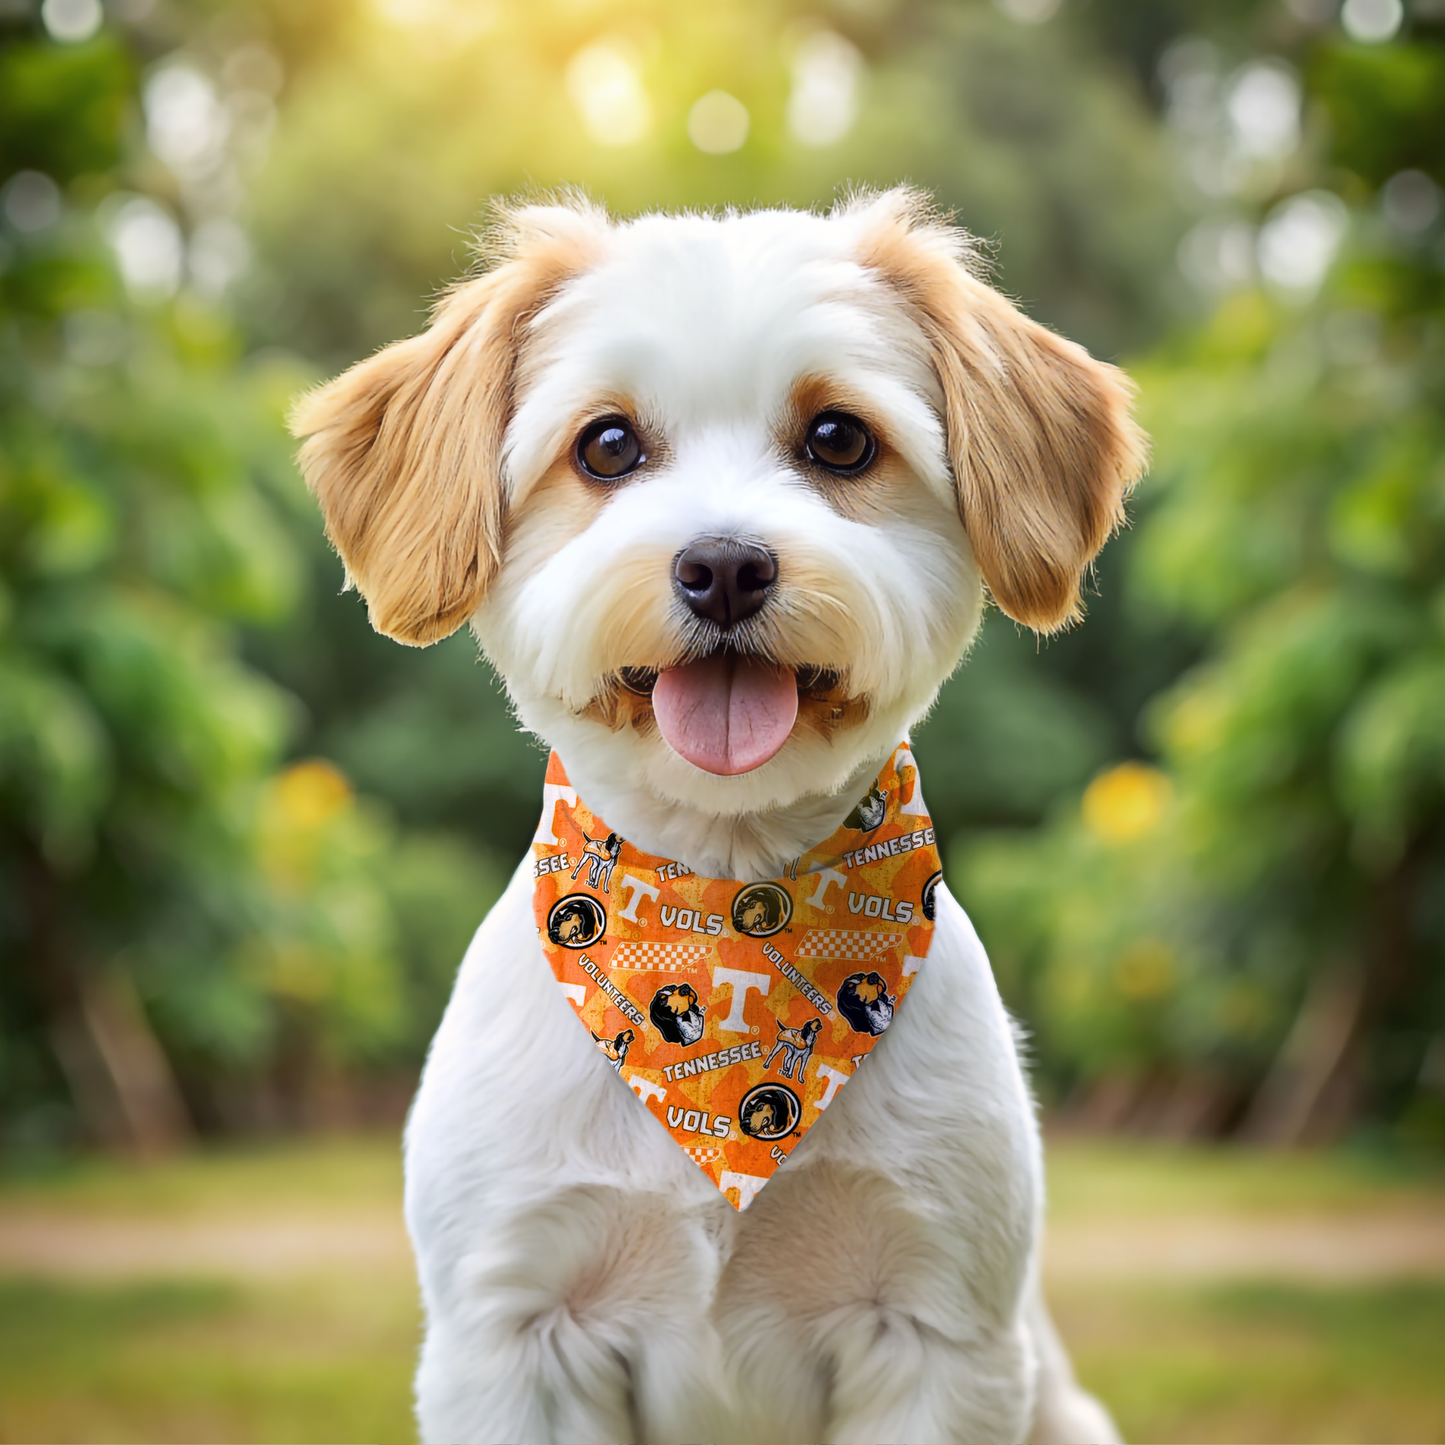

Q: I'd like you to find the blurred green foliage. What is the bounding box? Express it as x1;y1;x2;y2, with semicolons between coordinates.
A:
958;11;1445;1144
0;16;502;1152
1;0;1442;1153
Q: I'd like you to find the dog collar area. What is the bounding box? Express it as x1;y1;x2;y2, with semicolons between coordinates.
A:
532;741;942;1209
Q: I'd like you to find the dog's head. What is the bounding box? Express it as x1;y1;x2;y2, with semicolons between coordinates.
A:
293;190;1145;824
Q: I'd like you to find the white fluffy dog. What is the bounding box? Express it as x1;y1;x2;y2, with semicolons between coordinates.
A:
294;188;1145;1444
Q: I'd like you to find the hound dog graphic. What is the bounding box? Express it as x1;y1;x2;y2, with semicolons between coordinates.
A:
837;971;895;1035
572;830;623;891
591;1027;635;1073
737;895;770;932
649;983;707;1046
764;1017;822;1081
845;785;887;833
737;1083;801;1141
731;882;790;937
547;893;606;948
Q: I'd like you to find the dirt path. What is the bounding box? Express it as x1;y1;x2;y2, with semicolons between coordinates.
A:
2;1202;1443;1284
0;1207;413;1281
1044;1206;1445;1283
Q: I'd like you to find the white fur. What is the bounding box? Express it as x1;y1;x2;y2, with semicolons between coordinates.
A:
402;201;1120;1443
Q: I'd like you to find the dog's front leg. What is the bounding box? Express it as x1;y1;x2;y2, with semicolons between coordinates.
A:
818;1312;1035;1445
413;1185;729;1444
406;879;733;1444
717;1168;1038;1445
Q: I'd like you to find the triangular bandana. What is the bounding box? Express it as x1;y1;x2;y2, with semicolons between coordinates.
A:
533;742;941;1210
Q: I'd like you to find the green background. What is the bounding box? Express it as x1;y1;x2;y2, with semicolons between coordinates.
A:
1;0;1444;1435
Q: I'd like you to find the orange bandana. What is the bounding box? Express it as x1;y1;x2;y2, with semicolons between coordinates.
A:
533;743;941;1210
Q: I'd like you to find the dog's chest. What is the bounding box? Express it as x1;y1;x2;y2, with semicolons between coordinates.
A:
404;875;1040;1440
407;871;1037;1318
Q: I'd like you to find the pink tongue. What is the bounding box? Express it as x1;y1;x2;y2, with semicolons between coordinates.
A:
652;656;799;776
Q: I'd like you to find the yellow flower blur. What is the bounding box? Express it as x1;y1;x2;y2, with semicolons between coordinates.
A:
1082;762;1173;843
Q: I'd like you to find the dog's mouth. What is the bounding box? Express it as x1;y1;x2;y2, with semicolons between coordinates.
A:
615;657;847;776
618;663;840;696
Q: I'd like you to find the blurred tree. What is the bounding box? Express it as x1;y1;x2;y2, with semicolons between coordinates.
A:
959;4;1445;1146
224;0;1193;861
9;0;1437;1155
247;0;1184;365
0;13;500;1155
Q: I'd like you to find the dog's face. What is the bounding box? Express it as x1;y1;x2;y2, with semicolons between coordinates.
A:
293;191;1144;822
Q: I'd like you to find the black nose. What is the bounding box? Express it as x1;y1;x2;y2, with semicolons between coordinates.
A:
674;539;778;628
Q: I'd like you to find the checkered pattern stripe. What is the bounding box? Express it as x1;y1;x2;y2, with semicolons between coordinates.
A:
795;929;902;963
609;940;713;972
683;1145;723;1167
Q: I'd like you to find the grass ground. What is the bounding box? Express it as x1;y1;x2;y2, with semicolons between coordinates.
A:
0;1134;1441;1443
1056;1278;1445;1445
0;1276;417;1445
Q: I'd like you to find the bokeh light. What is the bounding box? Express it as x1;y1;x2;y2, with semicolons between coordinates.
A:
1257;189;1348;295
687;90;750;154
2;171;61;233
1341;0;1404;42
992;0;1062;23
105;196;184;300
39;0;101;43
1381;169;1442;233
566;38;653;147
1226;61;1300;161
784;28;862;146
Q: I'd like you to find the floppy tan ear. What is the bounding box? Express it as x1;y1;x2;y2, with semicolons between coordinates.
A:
290;203;606;645
853;190;1148;632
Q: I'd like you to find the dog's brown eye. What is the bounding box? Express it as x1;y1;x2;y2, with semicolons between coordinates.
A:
804;412;875;474
577;416;644;481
